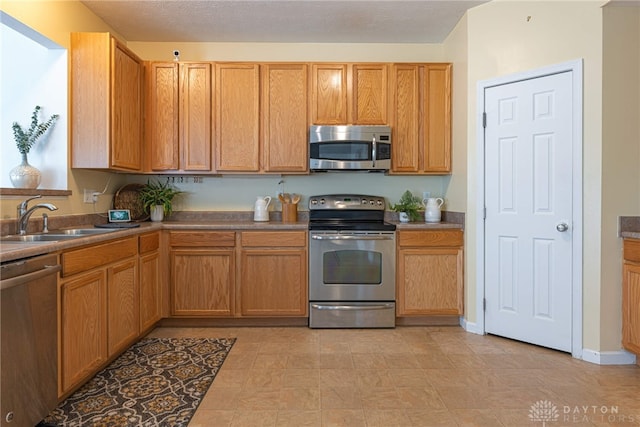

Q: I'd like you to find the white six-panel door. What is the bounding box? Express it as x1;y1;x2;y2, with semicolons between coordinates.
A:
484;71;574;352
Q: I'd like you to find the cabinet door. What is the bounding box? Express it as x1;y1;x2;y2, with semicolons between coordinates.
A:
351;64;388;124
240;249;307;316
180;62;212;171
111;39;143;170
390;64;421;173
623;262;640;354
215;63;260;172
107;258;139;356
423;64;452;173
71;32;142;171
311;63;348;124
262;63;309;172
60;270;107;394
397;247;463;316
140;251;162;332
390;63;452;174
171;249;235;316
145;62;179;170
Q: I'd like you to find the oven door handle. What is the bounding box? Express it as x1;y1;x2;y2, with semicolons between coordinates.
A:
311;303;395;311
310;234;394;241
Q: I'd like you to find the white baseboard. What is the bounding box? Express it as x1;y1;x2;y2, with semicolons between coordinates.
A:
460;317;484;335
581;348;637;365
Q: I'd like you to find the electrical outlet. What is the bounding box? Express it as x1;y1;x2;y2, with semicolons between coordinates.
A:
84;189;97;203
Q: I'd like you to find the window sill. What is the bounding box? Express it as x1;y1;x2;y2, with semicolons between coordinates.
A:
0;188;72;197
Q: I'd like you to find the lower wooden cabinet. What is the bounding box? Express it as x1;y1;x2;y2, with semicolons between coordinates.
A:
167;230;308;318
106;258;138;357
139;232;162;331
60;270;107;395
396;229;463;316
623;239;640;355
239;231;308;316
59;236;138;396
169;231;236;316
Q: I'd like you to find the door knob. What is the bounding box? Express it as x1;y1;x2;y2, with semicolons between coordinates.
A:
556;222;569;232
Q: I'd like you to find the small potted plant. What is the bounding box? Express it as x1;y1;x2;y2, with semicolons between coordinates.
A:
391;190;422;222
138;179;184;222
10;106;59;189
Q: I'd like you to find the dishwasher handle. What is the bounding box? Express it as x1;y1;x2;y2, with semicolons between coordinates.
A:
0;264;61;290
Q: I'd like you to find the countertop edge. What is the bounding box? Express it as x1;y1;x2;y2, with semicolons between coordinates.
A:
621;231;640;240
1;220;464;263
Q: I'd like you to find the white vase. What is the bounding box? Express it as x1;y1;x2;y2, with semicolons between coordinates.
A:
398;212;410;223
9;153;41;189
150;205;164;222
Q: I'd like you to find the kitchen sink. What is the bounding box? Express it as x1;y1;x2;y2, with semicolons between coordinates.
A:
1;228;117;243
1;234;78;242
56;228;118;235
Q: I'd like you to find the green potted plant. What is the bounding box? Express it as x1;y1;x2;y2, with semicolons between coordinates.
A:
138;179;184;221
10;105;59;189
391;190;422;222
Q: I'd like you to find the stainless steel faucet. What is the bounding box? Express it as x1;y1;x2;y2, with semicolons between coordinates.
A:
16;195;58;235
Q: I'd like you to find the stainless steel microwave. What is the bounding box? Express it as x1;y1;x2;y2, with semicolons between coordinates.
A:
309;125;391;172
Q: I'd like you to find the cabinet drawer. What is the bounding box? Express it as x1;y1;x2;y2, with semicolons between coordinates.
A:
241;231;306;247
169;231;235;247
62;236;138;277
398;229;463;247
139;232;160;254
624;239;640;263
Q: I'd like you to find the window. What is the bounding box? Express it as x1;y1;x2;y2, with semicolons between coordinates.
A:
1;11;67;190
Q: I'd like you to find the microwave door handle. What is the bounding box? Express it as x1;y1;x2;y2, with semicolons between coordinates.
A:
371;136;376;167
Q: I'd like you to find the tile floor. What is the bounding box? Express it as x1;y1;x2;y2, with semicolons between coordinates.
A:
147;326;640;427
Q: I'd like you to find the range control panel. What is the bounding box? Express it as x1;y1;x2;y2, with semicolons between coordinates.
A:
308;194;385;210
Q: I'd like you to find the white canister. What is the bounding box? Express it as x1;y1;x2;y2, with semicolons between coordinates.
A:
253;196;272;222
423;197;444;223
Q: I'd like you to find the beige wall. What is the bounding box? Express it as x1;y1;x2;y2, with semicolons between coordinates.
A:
601;4;640;351
442;14;471;318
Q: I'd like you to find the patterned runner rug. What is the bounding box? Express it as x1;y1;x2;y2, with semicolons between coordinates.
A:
41;337;235;427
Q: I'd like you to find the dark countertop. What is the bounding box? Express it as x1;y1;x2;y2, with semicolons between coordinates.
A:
620;216;640;240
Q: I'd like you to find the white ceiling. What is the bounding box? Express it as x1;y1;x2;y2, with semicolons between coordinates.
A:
80;0;489;43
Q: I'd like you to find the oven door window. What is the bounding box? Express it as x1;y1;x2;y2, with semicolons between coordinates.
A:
323;250;382;284
311;141;371;161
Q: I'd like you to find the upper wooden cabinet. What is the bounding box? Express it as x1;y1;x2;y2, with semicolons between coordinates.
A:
390;63;452;174
351;64;388;125
261;63;309;173
215;63;261;172
144;62;212;172
311;63;348;124
311;63;388;125
71;32;143;171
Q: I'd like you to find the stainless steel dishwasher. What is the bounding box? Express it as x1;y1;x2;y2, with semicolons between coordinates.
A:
1;253;60;427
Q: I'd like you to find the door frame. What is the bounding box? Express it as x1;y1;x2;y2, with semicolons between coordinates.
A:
474;59;584;358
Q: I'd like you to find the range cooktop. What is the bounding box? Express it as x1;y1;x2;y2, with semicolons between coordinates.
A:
308;194;396;232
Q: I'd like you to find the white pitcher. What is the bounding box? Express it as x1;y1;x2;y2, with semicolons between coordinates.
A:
253;196;271;222
422;197;444;223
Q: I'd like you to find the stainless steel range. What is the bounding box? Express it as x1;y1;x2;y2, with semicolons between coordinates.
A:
308;194;396;328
